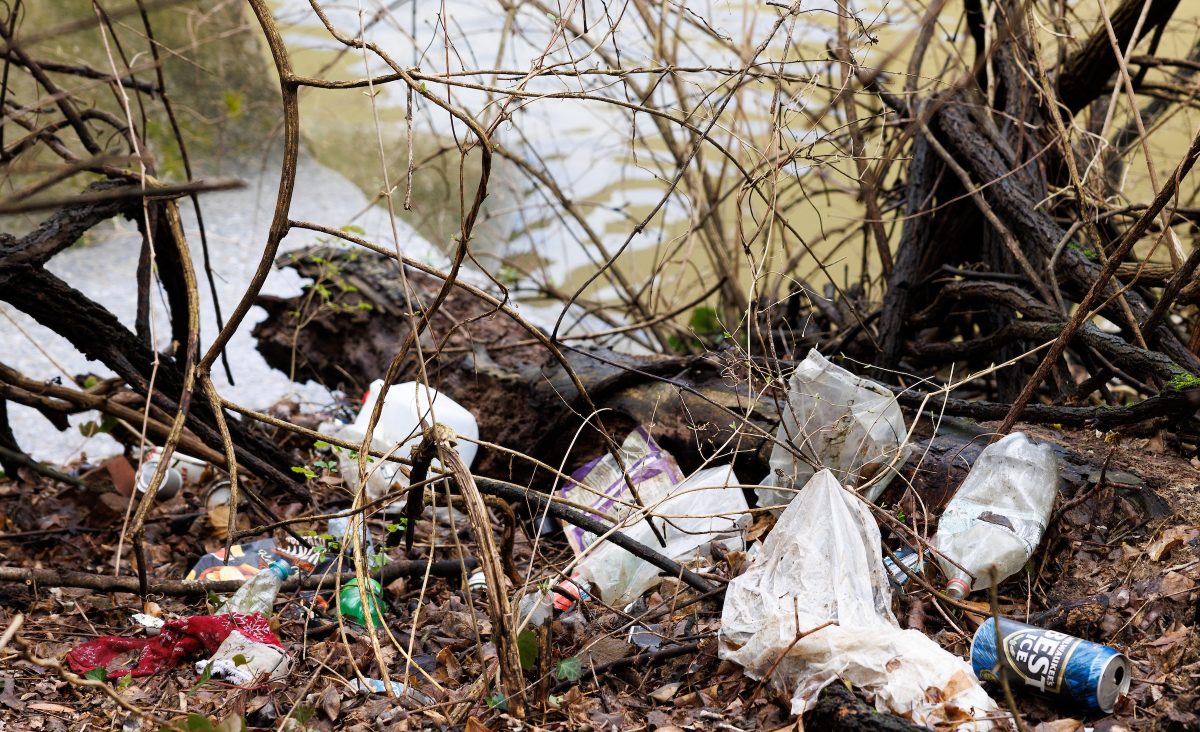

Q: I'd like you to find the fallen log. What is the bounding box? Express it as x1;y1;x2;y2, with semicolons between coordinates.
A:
0;558;475;597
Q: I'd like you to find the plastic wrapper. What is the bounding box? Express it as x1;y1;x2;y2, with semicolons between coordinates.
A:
935;432;1058;598
197;630;291;685
323;380;478;506
758;349;910;510
574;463;749;606
556;427;683;555
720;469;999;728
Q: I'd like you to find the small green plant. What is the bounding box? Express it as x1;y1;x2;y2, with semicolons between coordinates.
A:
517;629;539;670
290;465;317;480
485;692;508;711
554;656;583;682
83;667;107;682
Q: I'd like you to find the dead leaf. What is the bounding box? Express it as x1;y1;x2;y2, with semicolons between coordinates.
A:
0;675;24;712
319;684;341;721
464;717;491;732
1032;719;1083;732
1148;526;1199;562
650;682;682;702
27;702;74;715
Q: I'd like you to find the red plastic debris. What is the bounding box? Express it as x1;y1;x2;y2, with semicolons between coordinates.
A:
65;612;282;678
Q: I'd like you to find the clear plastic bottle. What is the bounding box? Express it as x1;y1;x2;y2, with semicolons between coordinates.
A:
221;559;291;616
934;432;1058;599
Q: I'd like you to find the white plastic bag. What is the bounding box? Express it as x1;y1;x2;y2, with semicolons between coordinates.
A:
325;380;479;506
556;427;683;555
574;464;749;606
935;432;1058;598
720;469;999;728
758;350;910;510
196;630;291;685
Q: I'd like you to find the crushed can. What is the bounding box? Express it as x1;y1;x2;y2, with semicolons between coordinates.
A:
882;546;923;591
971;617;1130;713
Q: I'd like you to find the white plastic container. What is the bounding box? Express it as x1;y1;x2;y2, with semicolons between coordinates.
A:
135;449;210;500
332;380;479;505
934;432;1058;599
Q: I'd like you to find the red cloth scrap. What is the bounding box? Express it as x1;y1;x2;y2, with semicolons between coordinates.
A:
65;612;282;678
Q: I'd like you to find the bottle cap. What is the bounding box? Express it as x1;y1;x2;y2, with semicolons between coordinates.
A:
945;577;971;599
269;560;292;580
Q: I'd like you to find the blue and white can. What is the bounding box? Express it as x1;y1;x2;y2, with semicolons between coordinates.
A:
971;617;1130;713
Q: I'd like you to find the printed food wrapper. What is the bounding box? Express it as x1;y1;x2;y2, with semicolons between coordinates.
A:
557;427;684;555
186;537;326;582
720;469;1000;729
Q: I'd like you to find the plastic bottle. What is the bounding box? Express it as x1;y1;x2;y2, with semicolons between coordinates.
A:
339;578;384;626
934;432;1058;599
221;560;291;616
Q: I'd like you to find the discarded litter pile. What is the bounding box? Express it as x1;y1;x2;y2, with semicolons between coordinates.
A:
16;350;1157;728
720;469;1000;728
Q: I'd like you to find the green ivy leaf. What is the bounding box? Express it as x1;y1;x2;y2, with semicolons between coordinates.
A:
554;656;583;682
83;667;108;682
185;714;218;732
517;629;538;671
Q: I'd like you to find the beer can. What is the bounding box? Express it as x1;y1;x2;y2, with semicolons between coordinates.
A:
971;617;1130;713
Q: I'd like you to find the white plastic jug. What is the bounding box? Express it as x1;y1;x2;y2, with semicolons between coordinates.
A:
336;380;479;505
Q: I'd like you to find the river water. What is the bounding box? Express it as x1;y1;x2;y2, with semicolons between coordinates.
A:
7;0;1194;463
6;0;883;463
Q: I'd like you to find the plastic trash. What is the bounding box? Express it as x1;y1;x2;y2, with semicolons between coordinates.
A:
719;469;999;728
571;461;750;606
339;578;384;626
329;514;375;553
135;448;209;500
349;678;435;706
757;349;910;511
187;538;321;582
883;546;925;592
325;380;479;507
198;628;292;684
934;432;1058;599
556;427;684;556
220;559;291;616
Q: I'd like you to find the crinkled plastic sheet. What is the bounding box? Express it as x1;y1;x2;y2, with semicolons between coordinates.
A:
720;470;1000;729
758;349;911;511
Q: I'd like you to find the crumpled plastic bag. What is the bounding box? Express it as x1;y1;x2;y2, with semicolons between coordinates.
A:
557;427;684;555
323;380;479;507
575;463;749;606
66;613;283;679
758;349;911;510
196;629;291;684
720;469;999;728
